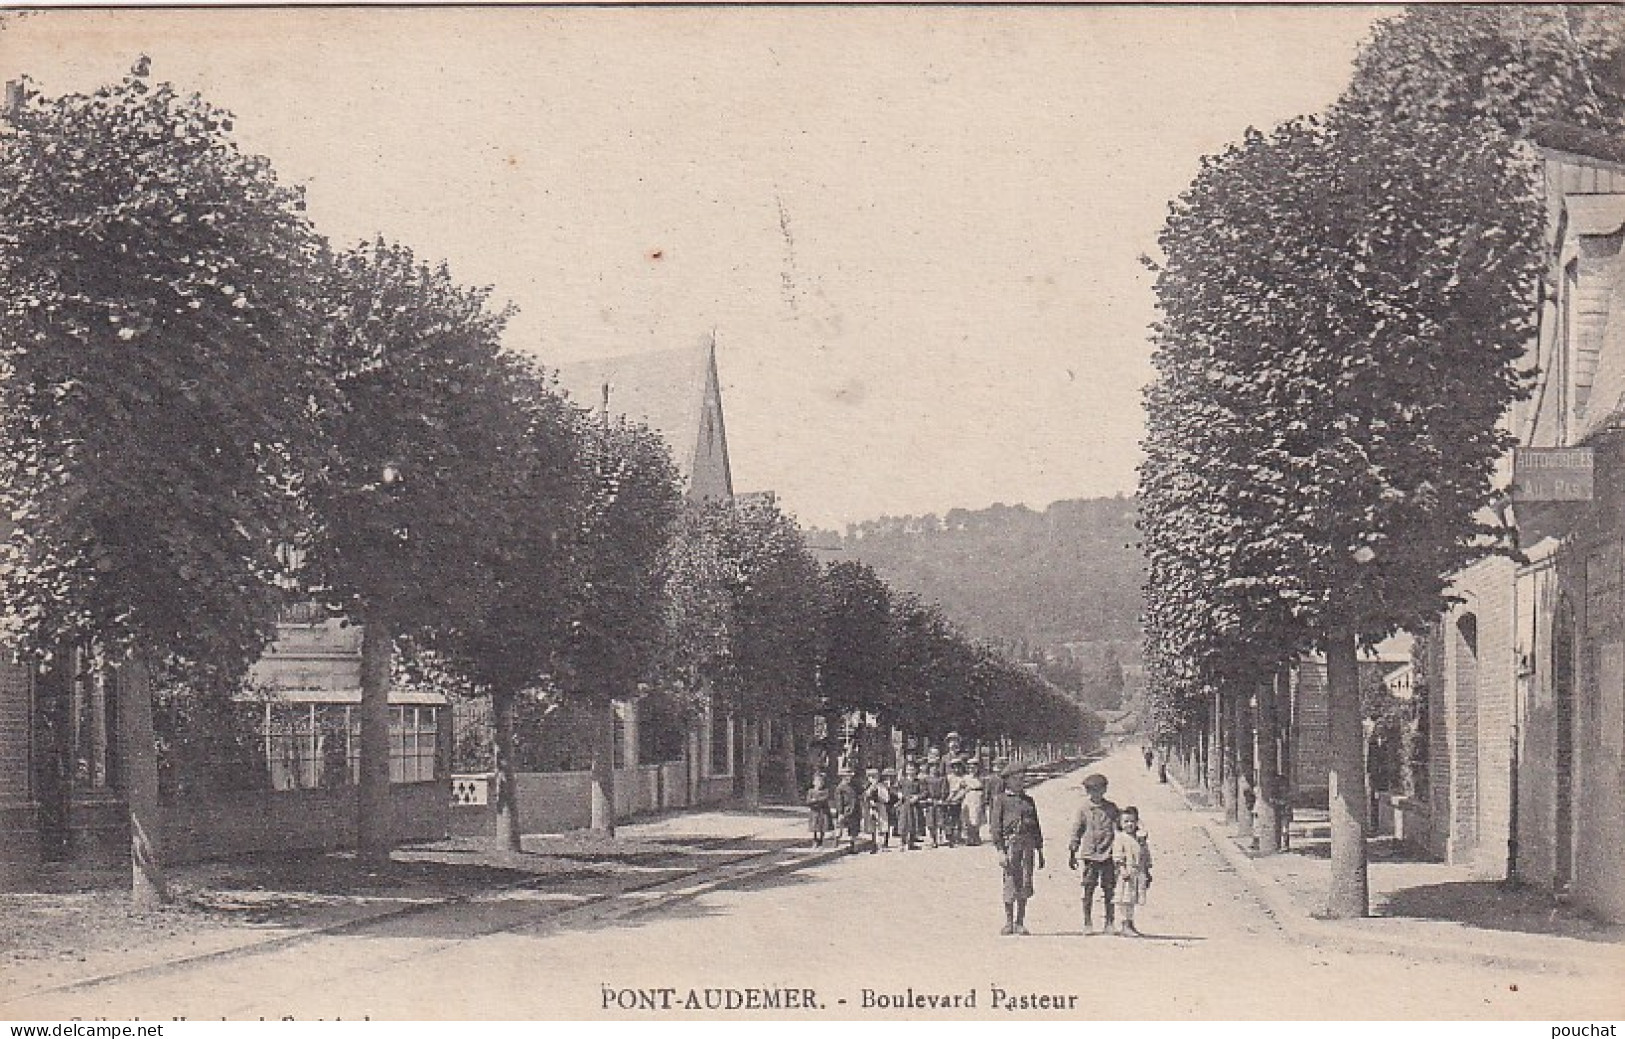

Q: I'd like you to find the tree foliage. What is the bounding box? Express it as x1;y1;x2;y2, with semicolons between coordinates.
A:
0;61;326;676
555;416;683;705
301;237;527;630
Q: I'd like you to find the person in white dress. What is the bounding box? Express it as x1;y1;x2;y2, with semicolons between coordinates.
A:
959;758;986;846
1111;806;1153;937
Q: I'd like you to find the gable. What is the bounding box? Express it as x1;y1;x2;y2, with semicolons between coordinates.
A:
550;334;734;500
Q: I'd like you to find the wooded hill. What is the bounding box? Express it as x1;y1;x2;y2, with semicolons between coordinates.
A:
805;496;1145;700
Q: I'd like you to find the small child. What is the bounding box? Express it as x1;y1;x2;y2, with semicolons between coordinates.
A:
806;772;832;848
1111;806;1153;937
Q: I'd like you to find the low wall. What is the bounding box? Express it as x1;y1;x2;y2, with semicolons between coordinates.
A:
516;771;593;834
160;781;449;864
452;762;704;838
697;775;735;805
1376;792;1435;854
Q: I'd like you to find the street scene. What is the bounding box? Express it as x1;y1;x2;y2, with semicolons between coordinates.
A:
6;749;1620;1021
2;3;1625;1025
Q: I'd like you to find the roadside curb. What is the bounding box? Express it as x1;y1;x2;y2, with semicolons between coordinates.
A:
1165;776;1607;976
1;832;845;1009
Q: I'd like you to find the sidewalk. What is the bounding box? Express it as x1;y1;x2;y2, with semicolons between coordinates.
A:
1170;778;1625;976
1;804;841;1004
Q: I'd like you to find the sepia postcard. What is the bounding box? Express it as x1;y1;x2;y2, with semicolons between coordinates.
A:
0;3;1623;1024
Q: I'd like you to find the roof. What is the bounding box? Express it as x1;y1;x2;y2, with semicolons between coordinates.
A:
550;338;715;481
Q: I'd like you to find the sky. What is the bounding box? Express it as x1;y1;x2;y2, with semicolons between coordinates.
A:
2;6;1388;530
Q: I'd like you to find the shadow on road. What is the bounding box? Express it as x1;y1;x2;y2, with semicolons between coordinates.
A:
1380;882;1625;944
1039;930;1205;942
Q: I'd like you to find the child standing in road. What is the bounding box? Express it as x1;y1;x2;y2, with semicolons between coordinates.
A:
1111;806;1153;937
989;762;1045;936
806;771;832;848
1067;772;1122;933
833;767;863;854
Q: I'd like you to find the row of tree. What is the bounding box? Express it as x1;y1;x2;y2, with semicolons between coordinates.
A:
0;63;1089;902
1138;6;1625;917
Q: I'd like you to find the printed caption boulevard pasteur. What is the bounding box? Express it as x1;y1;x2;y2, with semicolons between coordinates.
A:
599;985;1080;1013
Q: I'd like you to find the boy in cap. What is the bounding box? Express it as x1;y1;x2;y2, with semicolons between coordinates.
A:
988;762;1045;935
1067;772;1121;933
833;767;863;854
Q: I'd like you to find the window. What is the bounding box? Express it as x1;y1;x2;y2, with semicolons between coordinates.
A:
72;664;119;791
263;703;439;789
391;705;439;784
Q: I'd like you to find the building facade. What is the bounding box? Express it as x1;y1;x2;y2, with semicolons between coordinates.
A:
1420;136;1625;921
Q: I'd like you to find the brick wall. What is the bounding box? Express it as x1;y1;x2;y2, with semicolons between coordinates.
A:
1425;617;1451;859
1569;443;1625;920
1437;556;1517;878
1516;558;1562;890
0;663;31;810
1291;658;1330;807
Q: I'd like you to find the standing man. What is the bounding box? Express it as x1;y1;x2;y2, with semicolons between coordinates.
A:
1067;772;1121;933
988;762;1045;936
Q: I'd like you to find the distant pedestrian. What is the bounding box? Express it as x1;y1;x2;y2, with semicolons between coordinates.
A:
1111;805;1153;937
806;771;832;848
924;761;950;847
960;759;986;846
833;767;863;854
862;768;893;853
945;758;968;845
878;767;901;845
897;761;925;850
1067;772;1122;934
1142;745;1155;771
984;756;1009;804
988;762;1044;936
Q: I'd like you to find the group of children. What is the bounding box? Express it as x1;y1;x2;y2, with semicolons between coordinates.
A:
806;755;990;854
811;759;1154;938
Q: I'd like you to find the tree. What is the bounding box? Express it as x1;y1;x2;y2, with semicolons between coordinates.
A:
664;497;822;805
0;64;327;903
414;365;582;851
719;498;824;804
818;559;896;769
1145;97;1545;914
1340;6;1625;138
302;238;525;868
555;415;682;834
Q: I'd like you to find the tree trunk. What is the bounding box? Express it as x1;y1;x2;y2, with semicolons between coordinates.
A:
781;713;799;803
117;653;170;906
742;714;762;808
357;615;395;870
1325;624;1370;918
1255;673;1283;854
492;689;522;852
1222;687;1240;823
1280;663;1296;850
589;699;616;835
1195;725;1208;790
1233;682;1254;840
